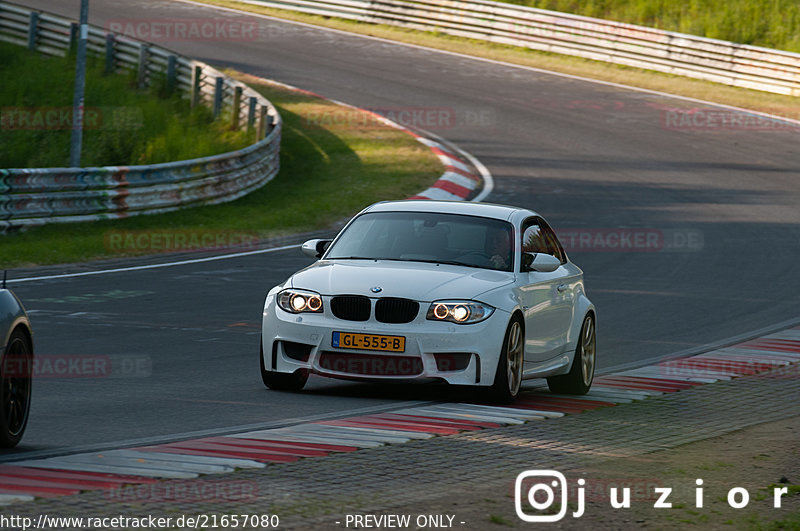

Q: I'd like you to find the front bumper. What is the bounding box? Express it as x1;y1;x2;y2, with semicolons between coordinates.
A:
261;294;510;386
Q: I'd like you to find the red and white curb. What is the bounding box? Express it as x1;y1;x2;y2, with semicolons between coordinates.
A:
408;137;483;201
252;77;491;204
1;326;798;505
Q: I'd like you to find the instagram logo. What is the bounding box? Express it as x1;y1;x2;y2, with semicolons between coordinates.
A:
515;470;583;522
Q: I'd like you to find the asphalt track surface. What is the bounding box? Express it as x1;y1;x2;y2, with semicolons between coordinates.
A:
5;0;800;456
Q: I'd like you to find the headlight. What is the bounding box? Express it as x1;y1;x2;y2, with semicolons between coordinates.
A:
278;289;324;314
426;301;494;324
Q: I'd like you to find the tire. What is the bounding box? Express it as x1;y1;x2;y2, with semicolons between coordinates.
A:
547;314;595;395
488;317;524;404
0;327;32;448
259;342;308;391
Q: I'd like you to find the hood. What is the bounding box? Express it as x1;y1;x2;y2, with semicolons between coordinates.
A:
290;260;514;302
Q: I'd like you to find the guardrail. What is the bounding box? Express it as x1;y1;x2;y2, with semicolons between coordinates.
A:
0;2;282;231
239;0;800;97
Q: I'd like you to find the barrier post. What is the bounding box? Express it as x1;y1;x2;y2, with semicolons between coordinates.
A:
247;96;257;130
27;12;39;51
191;66;202;108
213;77;224;118
166;55;177;95
137;44;149;89
231;86;243;129
104;33;115;74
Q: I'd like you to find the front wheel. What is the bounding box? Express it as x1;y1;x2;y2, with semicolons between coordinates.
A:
547;314;595;395
488;317;524;404
1;327;33;448
260;342;308;391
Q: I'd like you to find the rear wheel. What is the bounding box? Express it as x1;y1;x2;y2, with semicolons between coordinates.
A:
547;314;595;395
260;342;308;391
488;317;524;403
1;327;32;448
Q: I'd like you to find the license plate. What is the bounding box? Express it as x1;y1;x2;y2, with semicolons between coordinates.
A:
332;332;406;352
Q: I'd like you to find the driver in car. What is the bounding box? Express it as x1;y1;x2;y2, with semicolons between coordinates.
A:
487;227;512;270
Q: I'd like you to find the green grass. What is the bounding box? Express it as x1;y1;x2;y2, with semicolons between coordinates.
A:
504;0;800;52
0;41;250;168
0;74;442;267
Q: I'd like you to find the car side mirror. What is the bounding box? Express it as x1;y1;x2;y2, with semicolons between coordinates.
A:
522;252;560;273
300;239;331;259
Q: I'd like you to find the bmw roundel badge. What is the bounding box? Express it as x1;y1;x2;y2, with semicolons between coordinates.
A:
370;286;382;293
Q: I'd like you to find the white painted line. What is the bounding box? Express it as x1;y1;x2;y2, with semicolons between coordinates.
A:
304;423;433;440
436;155;472;174
592;384;663;396
10;460;198;479
411;406;525;424
275;425;415;443
397;407;524;425
713;347;800;359
763;330;800;341
231;431;384;448
8;244;299;284
0;493;35;505
614;367;723;382
545;392;631;403
108;450;265;470
439;171;479;190
50;453;230;474
446;403;547;420
415;187;466;201
694;353;791;365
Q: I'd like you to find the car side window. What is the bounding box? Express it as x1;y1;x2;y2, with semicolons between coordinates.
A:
522;218;566;265
540;221;566;264
521;219;547;254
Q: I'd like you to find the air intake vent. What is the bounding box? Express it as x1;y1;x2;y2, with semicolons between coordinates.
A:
375;298;419;324
330;295;371;321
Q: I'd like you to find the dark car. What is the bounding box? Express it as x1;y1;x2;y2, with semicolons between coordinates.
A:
0;285;33;448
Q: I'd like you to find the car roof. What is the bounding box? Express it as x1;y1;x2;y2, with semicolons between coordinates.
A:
363;200;539;221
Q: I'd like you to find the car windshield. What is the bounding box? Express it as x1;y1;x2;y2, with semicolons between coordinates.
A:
326;211;514;272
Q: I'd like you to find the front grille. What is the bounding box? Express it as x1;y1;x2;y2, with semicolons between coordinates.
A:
330;295;371;321
318;352;423;376
375;298;419;324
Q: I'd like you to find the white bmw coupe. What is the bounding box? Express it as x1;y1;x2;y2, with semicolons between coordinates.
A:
261;200;595;402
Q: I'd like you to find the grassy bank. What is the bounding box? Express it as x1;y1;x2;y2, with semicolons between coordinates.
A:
507;0;800;53
0;41;250;168
192;0;800;122
0;74;442;267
